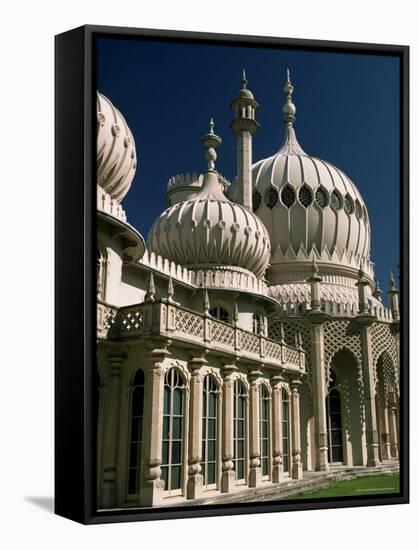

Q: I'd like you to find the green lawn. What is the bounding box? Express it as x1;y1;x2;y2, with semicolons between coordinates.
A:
285;474;400;500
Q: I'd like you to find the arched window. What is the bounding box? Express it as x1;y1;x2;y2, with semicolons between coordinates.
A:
161;368;185;494
209;306;230;324
127;369;145;495
259;384;270;477
326;383;344;463
282;389;290;474
233;380;247;481
201;375;218;488
252;313;263;335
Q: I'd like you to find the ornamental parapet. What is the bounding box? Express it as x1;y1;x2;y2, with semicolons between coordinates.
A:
275;299;393;322
97;300;305;373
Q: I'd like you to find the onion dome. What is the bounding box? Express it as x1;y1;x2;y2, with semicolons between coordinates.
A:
147;120;271;279
249;70;373;284
96;91;137;202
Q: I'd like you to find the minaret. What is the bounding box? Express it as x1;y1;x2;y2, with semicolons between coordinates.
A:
230;70;259;211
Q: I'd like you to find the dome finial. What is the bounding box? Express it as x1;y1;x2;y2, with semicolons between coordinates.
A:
201;118;222;170
242;68;248;89
283;68;296;125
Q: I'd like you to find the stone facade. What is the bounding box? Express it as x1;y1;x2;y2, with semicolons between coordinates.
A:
95;74;400;509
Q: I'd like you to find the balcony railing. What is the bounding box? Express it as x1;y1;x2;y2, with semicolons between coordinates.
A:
97;300;305;373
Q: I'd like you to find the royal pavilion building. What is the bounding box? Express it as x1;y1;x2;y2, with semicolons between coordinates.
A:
96;71;400;509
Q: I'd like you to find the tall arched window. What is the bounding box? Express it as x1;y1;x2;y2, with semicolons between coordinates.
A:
209;306;230;324
161;368;185;494
127;369;145;495
259;384;270;477
326;382;343;463
201;375;218;488
282;389;290;474
252;313;263;335
233;380;247;481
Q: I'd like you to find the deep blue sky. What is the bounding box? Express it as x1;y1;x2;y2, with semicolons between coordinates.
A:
96;37;400;300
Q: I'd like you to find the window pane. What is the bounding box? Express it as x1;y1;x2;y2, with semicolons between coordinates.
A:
171;466;181;490
237;440;244;459
129;443;138;465
163;386;170;414
173;388;183;415
162;416;170;439
262;422;268;439
238;396;245;418
162;441;169;466
173;417;182;439
128;469;137;494
207;440;216;461
131;417;140;441
209;393;217;417
133;386;144;416
208;418;216;439
171;441;182;465
207;463;215;484
161;466;168;490
237;461;244;480
262;440;268;456
237;419;244;438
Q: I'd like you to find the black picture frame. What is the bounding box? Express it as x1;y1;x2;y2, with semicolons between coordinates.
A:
55;24;409;525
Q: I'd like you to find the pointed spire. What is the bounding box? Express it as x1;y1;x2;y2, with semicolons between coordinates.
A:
167;276;174;302
201;118;222;171
283;68;296;125
145;272;156;302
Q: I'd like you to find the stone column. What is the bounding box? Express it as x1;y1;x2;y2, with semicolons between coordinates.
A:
309;322;329;471
221;364;237;493
307;262;329;472
378;392;391;460
186;358;205;499
100;352;125;508
248;370;262;488
358;321;381;467
389;393;399;459
290;379;303;479
271;374;284;482
139;355;166;506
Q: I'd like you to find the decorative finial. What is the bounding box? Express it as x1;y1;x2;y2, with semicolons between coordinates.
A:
234;302;239;325
203;289;211;315
373;278;382;300
242;68;248;89
201;119;222;171
145;272;156;302
167;276;174;302
389;272;397;292
308;258;322;282
283;68;296;125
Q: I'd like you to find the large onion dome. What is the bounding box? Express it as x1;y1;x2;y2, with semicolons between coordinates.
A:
147;121;270;279
248;71;373;285
96;91;137;202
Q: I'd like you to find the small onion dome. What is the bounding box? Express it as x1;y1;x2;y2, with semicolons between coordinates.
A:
246;71;372;281
233;69;255;100
97;91;137;202
147;120;270;279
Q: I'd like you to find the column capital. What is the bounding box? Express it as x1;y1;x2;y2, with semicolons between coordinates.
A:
221;363;238;378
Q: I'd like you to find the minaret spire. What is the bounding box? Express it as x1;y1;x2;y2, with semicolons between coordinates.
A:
231;70;260;211
278;69;305;155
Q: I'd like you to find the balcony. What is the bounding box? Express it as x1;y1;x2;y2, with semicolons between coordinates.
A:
97;300;305;373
